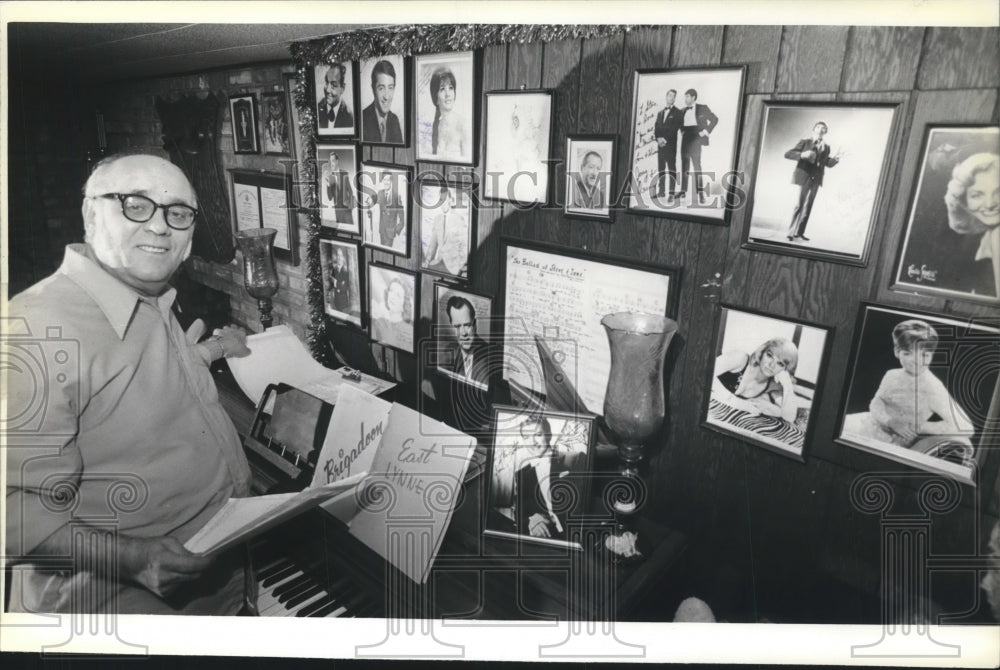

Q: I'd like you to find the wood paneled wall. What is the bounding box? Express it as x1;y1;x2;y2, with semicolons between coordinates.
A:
342;25;1000;621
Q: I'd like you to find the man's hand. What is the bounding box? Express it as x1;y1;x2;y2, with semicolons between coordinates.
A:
211;325;251;358
528;513;551;538
801;149;816;161
657;138;666;148
119;536;214;599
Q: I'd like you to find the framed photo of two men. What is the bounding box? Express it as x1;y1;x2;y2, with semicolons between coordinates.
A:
742;102;898;265
627;66;745;225
892;125;1000;304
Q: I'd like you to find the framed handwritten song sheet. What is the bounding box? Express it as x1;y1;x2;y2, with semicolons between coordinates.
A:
500;239;678;415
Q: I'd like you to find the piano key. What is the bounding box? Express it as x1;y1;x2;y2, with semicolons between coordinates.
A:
261;563;299;588
285;583;324;609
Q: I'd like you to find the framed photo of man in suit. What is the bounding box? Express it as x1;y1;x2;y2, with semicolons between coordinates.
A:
485;407;595;550
418;177;476;281
320;237;363;327
564;135;616;222
359;54;408;147
626;67;745;224
316;144;359;235
742;102;898;265
359;161;411;256
432;284;494;390
314;62;358;138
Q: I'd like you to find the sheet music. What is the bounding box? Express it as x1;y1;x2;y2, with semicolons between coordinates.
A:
227;325;395;409
504;245;671;413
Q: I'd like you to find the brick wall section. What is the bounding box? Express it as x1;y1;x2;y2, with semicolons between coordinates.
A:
94;62;310;342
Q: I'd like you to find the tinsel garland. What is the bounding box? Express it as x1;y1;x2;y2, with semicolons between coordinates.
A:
290;24;637;362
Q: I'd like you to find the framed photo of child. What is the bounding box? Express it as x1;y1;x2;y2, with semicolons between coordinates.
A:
703;305;833;461
836;304;999;486
484;406;595;550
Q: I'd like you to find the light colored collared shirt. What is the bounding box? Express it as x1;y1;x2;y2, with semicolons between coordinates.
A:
5;244;251;614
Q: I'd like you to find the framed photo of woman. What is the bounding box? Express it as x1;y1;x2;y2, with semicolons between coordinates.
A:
836;304;999;486
484;406;595;550
742;102;898;265
483;90;554;206
229;94;259;154
703;305;833;461
359;54;408;147
314;61;358;138
418;176;475;280
414;50;476;165
564;134;617;222
359;161;411;256
432;284;494;390
626;66;745;224
891;125;999;304
368;264;417;354
319;237;363;328
316;144;359;235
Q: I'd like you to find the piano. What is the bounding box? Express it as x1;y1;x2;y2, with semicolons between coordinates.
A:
214;371;687;621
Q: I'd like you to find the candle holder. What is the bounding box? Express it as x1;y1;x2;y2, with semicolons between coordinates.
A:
236;228;280;330
600;312;677;562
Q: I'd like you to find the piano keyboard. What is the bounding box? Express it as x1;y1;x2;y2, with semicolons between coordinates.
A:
251;535;382;618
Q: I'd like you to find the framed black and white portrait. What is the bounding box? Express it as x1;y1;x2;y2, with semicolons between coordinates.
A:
359;54;408;147
892;125;999;303
564;134;616;222
432;284;494;390
319;237;363;327
359;161;411;256
483;90;554;206
626;66;745;224
261;91;290;156
837;304;999;486
485;407;595;550
315;144;359;235
314;62;357;138
229;94;259;154
418;177;475;281
742;102;898;264
704;305;833;461
414;50;476;165
368;264;417;354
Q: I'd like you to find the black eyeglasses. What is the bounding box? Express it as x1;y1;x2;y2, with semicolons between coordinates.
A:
92;193;198;230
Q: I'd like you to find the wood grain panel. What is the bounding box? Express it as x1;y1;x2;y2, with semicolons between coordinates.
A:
670;25;724;67
506;40;543;90
918;28;1000;90
741;250;809;317
609;26;672;259
570;33;624;254
722;25;781;94
474;44;509;299
842;27;923;92
871;88;997;315
537;37;581;248
723;93;766;307
775;26;849;93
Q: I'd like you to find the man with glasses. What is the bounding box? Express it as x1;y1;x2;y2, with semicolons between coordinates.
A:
6;154;253;615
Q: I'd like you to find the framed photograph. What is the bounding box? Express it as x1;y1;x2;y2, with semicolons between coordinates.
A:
368;264;417;354
316;144;359;235
483;90;554;206
359;161;411;256
501;239;678;416
432;284;494;390
228;169;299;265
414;50;476;165
892;125;999;303
282;72;307;207
229;94;259;154
743;102;898;264
564;134;617;222
261;91;290;156
626;66;746;224
837;304;999;486
319;237;363;327
485;407;594;550
703;305;833;461
314;61;357;138
418;176;475;280
359;54;408;146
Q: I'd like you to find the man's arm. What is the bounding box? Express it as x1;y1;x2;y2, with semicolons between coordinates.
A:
700;105;719;136
784;139;810;161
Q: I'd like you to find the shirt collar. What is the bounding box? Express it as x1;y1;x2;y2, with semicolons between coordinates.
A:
59;243;177;340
